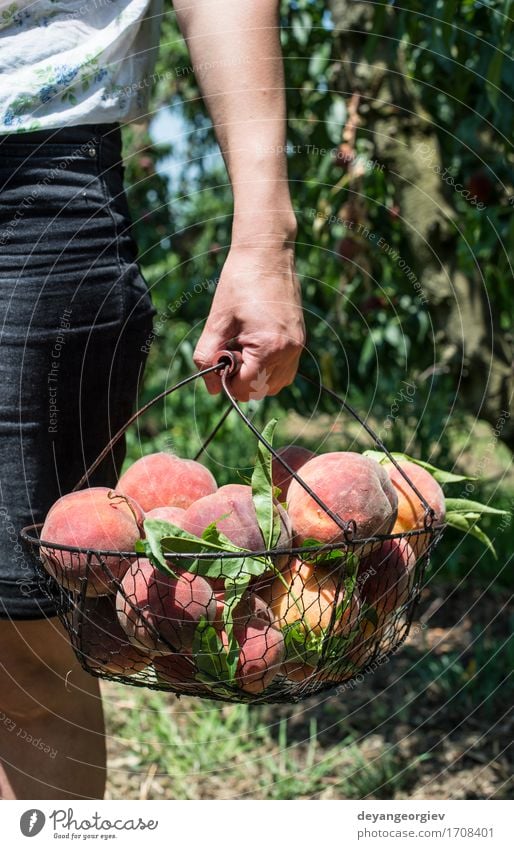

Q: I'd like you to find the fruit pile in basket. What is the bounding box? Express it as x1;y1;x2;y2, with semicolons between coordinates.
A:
38;419;504;698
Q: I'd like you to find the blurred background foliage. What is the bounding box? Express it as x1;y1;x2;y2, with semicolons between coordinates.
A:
103;0;514;801
120;0;513;584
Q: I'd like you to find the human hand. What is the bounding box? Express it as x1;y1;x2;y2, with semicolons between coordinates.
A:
193;243;305;401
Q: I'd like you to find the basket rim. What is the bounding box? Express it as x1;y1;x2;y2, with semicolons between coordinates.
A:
20;522;446;560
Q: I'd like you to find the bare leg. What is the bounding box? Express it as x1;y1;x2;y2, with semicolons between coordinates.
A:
0;616;106;799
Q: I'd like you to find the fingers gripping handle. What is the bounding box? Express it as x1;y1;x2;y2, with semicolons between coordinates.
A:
215;349;243;375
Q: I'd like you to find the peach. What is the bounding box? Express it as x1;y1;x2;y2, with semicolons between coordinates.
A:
74;596;151;675
144;504;229;632
261;558;361;640
283;625;380;683
116;452;217;511
357;538;415;620
211;588;275;633
271;445;315;502
153;652;198;687
287;452;398;544
281;660;314;683
209;587;226;631
41;487;143;596
233;592;275;627
211;588;276;647
234;616;285;694
181;483;292;556
145;506;186;524
345;630;378;670
281;659;352;685
117;558;216;653
385;460;445;555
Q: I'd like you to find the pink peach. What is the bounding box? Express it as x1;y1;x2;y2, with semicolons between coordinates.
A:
116;452;217;511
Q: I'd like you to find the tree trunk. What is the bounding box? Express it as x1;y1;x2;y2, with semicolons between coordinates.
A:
329;0;513;446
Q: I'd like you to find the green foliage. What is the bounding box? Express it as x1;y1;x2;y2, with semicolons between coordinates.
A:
364;451;474;484
251;419;282;549
119;2;512;592
193;618;238;694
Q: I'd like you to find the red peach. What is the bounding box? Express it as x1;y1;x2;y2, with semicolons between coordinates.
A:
234;616;285;694
212;589;275;633
117;558;216;653
385;460;445;555
74;596;151;675
41;487;143;596
116;452;217;511
287;452;398;544
233;592;275;628
271;445;315;502
145;506;186;524
357;537;415;619
144;503;228;632
182;483;292;555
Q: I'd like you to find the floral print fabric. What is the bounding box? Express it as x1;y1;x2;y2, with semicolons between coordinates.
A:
0;0;163;132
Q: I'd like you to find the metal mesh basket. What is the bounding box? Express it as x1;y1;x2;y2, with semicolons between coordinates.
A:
21;352;445;704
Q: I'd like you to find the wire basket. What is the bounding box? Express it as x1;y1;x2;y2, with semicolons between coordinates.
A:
21;353;445;704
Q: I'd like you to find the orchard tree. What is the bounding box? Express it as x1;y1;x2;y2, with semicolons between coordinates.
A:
122;0;513;456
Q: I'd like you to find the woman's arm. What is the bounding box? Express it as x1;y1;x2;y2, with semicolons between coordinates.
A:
173;0;305;400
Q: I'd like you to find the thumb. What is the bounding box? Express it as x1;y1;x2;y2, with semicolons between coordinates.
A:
193;329;232;395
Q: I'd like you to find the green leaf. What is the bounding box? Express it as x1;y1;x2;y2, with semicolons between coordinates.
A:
139;519;183;576
308;41;331;78
444;498;508;516
445;512;498;558
192;617;236;687
185;553;269;581
441;0;458;49
299;537;325;549
296;539;359;574
199;520;244;552
486;49;504;110
222;577;250;680
363;604;379;629
384;322;402;348
143;518;265;580
291;10;312;47
363;450;475;484
283;621;319;666
326;95;347;144
251;418;282;549
144;518;224;556
358;333;377;376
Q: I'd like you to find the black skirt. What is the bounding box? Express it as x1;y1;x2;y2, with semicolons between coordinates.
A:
0;123;155;619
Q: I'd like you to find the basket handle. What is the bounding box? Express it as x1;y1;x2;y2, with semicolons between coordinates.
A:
217;369;436;535
218;370;358;541
299;375;436;530
72;355;238;492
215;349;243;375
72;351;436;534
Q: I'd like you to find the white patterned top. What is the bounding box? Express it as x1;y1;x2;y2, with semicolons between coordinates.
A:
0;0;163;133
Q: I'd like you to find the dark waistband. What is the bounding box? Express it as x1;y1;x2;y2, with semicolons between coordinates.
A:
0;122;121;154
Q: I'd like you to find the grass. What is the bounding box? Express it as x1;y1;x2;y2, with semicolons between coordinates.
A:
109;410;512;800
104;689;422;800
103;583;513;800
